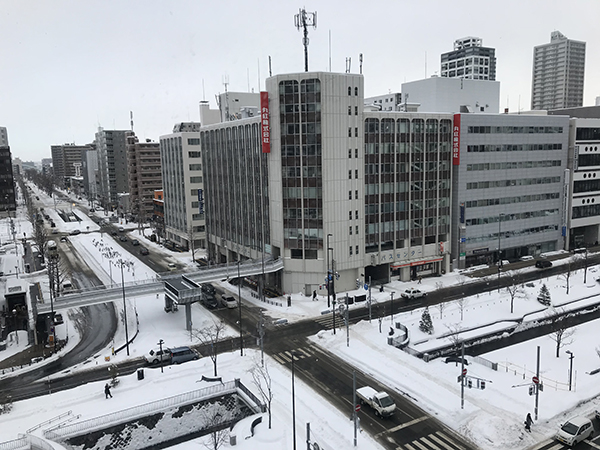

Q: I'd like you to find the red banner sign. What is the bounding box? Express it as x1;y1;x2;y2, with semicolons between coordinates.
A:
452;113;461;166
260;92;270;154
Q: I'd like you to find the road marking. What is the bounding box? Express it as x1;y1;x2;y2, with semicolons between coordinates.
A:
586;439;600;449
420;436;442;450
525;439;557;450
435;432;465;450
380;415;429;436
271;354;286;365
297;347;312;357
402;444;418;450
410;440;429;450
429;433;459;450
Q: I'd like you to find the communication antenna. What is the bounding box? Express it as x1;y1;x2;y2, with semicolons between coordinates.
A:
359;53;363;74
130;111;134;131
294;8;317;72
223;76;230;121
345;57;351;73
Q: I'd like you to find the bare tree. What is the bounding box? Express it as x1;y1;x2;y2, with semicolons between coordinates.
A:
193;320;226;376
187;225;199;263
445;323;464;350
200;404;230;450
250;360;274;429
546;309;576;357
559;261;573;295
436;301;446;320
456;296;468;321
506;272;525;314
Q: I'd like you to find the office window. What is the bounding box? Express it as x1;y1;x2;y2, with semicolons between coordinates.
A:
349;191;352;200
349;211;352;220
355;210;359;220
187;138;200;145
355;225;359;234
348;106;352;115
356;245;359;255
355;190;358;199
190;176;202;183
355;169;359;178
355;148;358;158
355;87;358;96
348;149;352;158
349;170;352;179
349;246;353;256
349;128;352;137
355;106;358;115
349;226;353;235
355;127;359;137
348;86;352;95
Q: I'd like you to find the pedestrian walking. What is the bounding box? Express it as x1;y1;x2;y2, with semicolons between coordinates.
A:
313;290;317;301
524;413;533;432
104;383;112;399
418;276;422;284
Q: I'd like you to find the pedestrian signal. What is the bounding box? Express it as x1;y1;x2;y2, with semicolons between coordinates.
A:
528;385;535;396
480;380;486;390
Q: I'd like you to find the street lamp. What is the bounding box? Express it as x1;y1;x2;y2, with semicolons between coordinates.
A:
238;258;243;356
566;350;574;391
158;339;165;373
291;350;299;450
390;291;395;324
119;261;130;356
326;234;332;308
498;212;504;292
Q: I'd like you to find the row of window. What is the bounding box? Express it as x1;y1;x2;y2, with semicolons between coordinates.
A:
573;179;600;193
466;160;562;171
466;224;558;244
284;166;322;178
465;192;560;208
573;203;600;219
467;126;564;134
467;143;563;153
466;176;561;190
466;209;559;226
283;187;322;199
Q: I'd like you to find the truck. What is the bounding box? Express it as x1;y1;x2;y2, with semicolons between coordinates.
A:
356;386;396;417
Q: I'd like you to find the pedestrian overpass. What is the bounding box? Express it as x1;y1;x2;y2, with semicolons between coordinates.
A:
37;258;284;314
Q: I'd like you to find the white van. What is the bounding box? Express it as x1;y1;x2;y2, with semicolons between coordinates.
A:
62;281;73;292
556;416;593;446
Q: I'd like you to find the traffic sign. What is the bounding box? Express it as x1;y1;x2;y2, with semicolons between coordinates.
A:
462;368;467;376
364;284;368;291
532;376;539;384
355;404;361;412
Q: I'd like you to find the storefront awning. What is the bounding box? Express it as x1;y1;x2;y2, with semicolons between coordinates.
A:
390;257;443;269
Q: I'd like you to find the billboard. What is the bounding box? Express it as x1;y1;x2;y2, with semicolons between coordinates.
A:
260;92;271;154
452;113;461;166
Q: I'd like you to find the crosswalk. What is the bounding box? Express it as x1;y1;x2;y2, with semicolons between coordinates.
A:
271;347;314;365
314;313;344;330
396;431;466;450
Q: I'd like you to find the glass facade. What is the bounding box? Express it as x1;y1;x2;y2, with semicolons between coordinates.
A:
279;79;322;259
364;117;451;254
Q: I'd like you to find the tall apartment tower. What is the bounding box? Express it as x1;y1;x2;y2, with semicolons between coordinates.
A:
531;31;586;110
0;127;15;215
95;128;134;211
127;135;162;222
441;37;496;81
50;143;90;189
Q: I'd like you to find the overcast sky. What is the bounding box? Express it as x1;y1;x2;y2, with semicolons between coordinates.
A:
2;0;599;161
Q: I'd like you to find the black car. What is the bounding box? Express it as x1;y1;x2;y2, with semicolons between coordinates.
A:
119;236;127;242
535;259;553;269
139;247;149;255
201;293;219;309
201;283;216;296
131;239;140;246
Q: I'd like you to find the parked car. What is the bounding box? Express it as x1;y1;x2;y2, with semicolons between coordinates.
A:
118;227;124;232
139;247;149;255
220;295;238;309
519;255;534;261
201;295;219;309
535;259;553;269
401;288;426;300
52;229;58;234
170;346;200;364
556;416;593;446
69;229;81;235
145;347;172;365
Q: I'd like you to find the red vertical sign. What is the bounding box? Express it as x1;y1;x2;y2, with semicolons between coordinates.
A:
452;113;461;166
260;92;271;154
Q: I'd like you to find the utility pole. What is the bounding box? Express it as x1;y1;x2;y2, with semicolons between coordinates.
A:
346;293;350;347
534;345;540;420
353;370;358;446
461;341;465;409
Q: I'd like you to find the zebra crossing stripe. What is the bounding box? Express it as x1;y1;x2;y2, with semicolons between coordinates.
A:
420;436;442;450
429;433;458;450
297;347;312;357
410;440;429;450
435;432;465;450
271;354;286;365
402;444;418;450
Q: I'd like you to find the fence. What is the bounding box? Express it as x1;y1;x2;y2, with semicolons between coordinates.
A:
235;379;266;414
470;355;498;371
44;381;238;440
0;439;28;450
497;361;571;391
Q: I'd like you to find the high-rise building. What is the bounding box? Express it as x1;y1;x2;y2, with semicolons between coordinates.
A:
81;148;98;204
95;128;134;211
441;37;496;81
531;31;586;111
0;127;8;147
127;135;162;222
50;143;91;189
159;123;205;253
0;127;16;215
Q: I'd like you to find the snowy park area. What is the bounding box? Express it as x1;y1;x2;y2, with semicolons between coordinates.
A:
1;184;600;449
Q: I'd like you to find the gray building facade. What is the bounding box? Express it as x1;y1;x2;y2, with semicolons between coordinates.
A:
451;113;570;268
95;128;133;211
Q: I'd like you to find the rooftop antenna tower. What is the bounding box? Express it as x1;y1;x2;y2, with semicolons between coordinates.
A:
130;111;134;131
345;57;351;73
223;76;230;121
359;53;363;74
294;7;317;72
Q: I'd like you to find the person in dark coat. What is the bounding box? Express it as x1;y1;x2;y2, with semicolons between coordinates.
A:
525;413;533;432
105;383;112;399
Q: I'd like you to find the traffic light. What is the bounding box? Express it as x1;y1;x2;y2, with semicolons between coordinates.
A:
356;278;360;289
467;378;472;389
529;385;535;396
480;380;486;390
